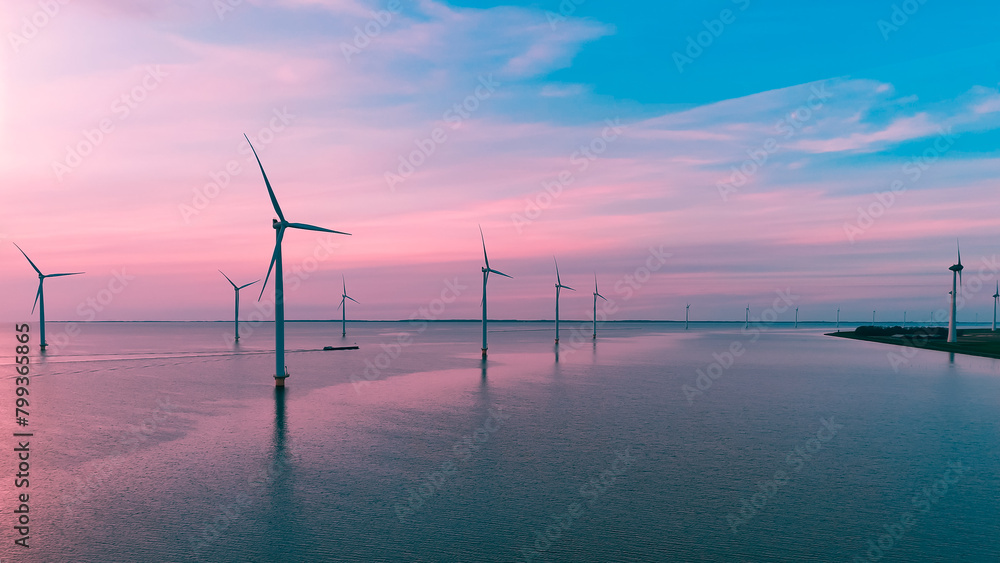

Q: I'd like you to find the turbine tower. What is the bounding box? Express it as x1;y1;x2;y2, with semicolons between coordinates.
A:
948;243;963;343
220;270;259;342
338;275;359;337
836;307;840;330
592;274;607;339
794;307;798;328
992;282;998;332
745;305;749;329
247;135;350;386
480;226;511;358
13;243;83;350
554;258;575;344
685;303;690;330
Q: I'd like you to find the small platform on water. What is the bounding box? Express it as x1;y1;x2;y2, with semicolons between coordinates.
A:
323;345;359;351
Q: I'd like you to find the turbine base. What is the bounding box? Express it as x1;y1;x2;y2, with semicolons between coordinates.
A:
274;375;287;387
481;348;488;359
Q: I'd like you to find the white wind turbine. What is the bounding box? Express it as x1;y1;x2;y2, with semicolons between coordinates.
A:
554;258;575;344
992;282;998;332
13;243;83;350
592;274;607;339
247;135;350;386
745;305;749;329
948;242;963;343
220;270;259;342
338;275;359;338
479;226;512;359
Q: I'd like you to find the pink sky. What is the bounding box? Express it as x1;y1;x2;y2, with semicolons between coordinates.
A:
3;1;1000;322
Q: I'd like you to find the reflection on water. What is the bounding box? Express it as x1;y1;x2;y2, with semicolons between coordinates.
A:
5;322;1000;561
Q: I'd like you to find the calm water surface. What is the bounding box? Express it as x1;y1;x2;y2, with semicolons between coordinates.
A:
2;321;998;562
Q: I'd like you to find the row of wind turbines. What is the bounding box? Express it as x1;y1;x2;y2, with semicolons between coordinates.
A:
11;139;995;385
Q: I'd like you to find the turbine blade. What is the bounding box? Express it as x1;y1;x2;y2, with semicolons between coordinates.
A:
287;222;351;235
594;273;598;294
31;282;42;314
219;269;238;289
259;230;284;300
45;272;84;278
342;274;347;295
13;243;43;275
563;285;576;291
337;297;344;310
596;292;608;301
245;134;285;222
957;240;962;266
238;280;260;290
554;257;561;285
488;268;512;279
346;296;359;304
479;225;490;269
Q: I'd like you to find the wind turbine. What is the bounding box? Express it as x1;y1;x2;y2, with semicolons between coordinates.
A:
872;310;876;325
794;307;798;328
247;135;350;386
592;274;607;339
948;243;963;343
220;270;259;342
992;282;998;332
745;305;749;329
685;303;690;330
13;243;83;350
338;275;359;338
836;307;840;330
479;226;511;359
554;258;575;344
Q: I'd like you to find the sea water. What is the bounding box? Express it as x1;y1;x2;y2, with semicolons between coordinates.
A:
2;321;998;562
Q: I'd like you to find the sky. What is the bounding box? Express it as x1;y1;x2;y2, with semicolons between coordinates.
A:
2;0;1000;323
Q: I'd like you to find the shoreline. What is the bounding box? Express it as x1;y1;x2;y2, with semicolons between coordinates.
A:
827;329;1000;360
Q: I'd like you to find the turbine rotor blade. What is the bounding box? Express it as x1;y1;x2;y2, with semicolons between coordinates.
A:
346;296;359;304
31;282;42;314
479;225;489;269
596;292;607;301
259;229;285;300
337;297;344;310
13;243;43;275
45;272;84;278
245;134;285;222
488;268;512;279
286;222;351;235
238;280;260;290
554;257;561;286
220;269;238;289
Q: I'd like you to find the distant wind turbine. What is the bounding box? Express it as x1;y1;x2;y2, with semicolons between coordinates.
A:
338;275;359;337
592;274;607;339
480;226;512;359
220;270;259;342
554;258;575;344
745;305;749;329
685;303;690;330
993;282;998;332
247;135;350;386
903;311;907;328
872;310;876;325
13;243;83;350
948;243;963;343
836;307;840;330
794;307;798;328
